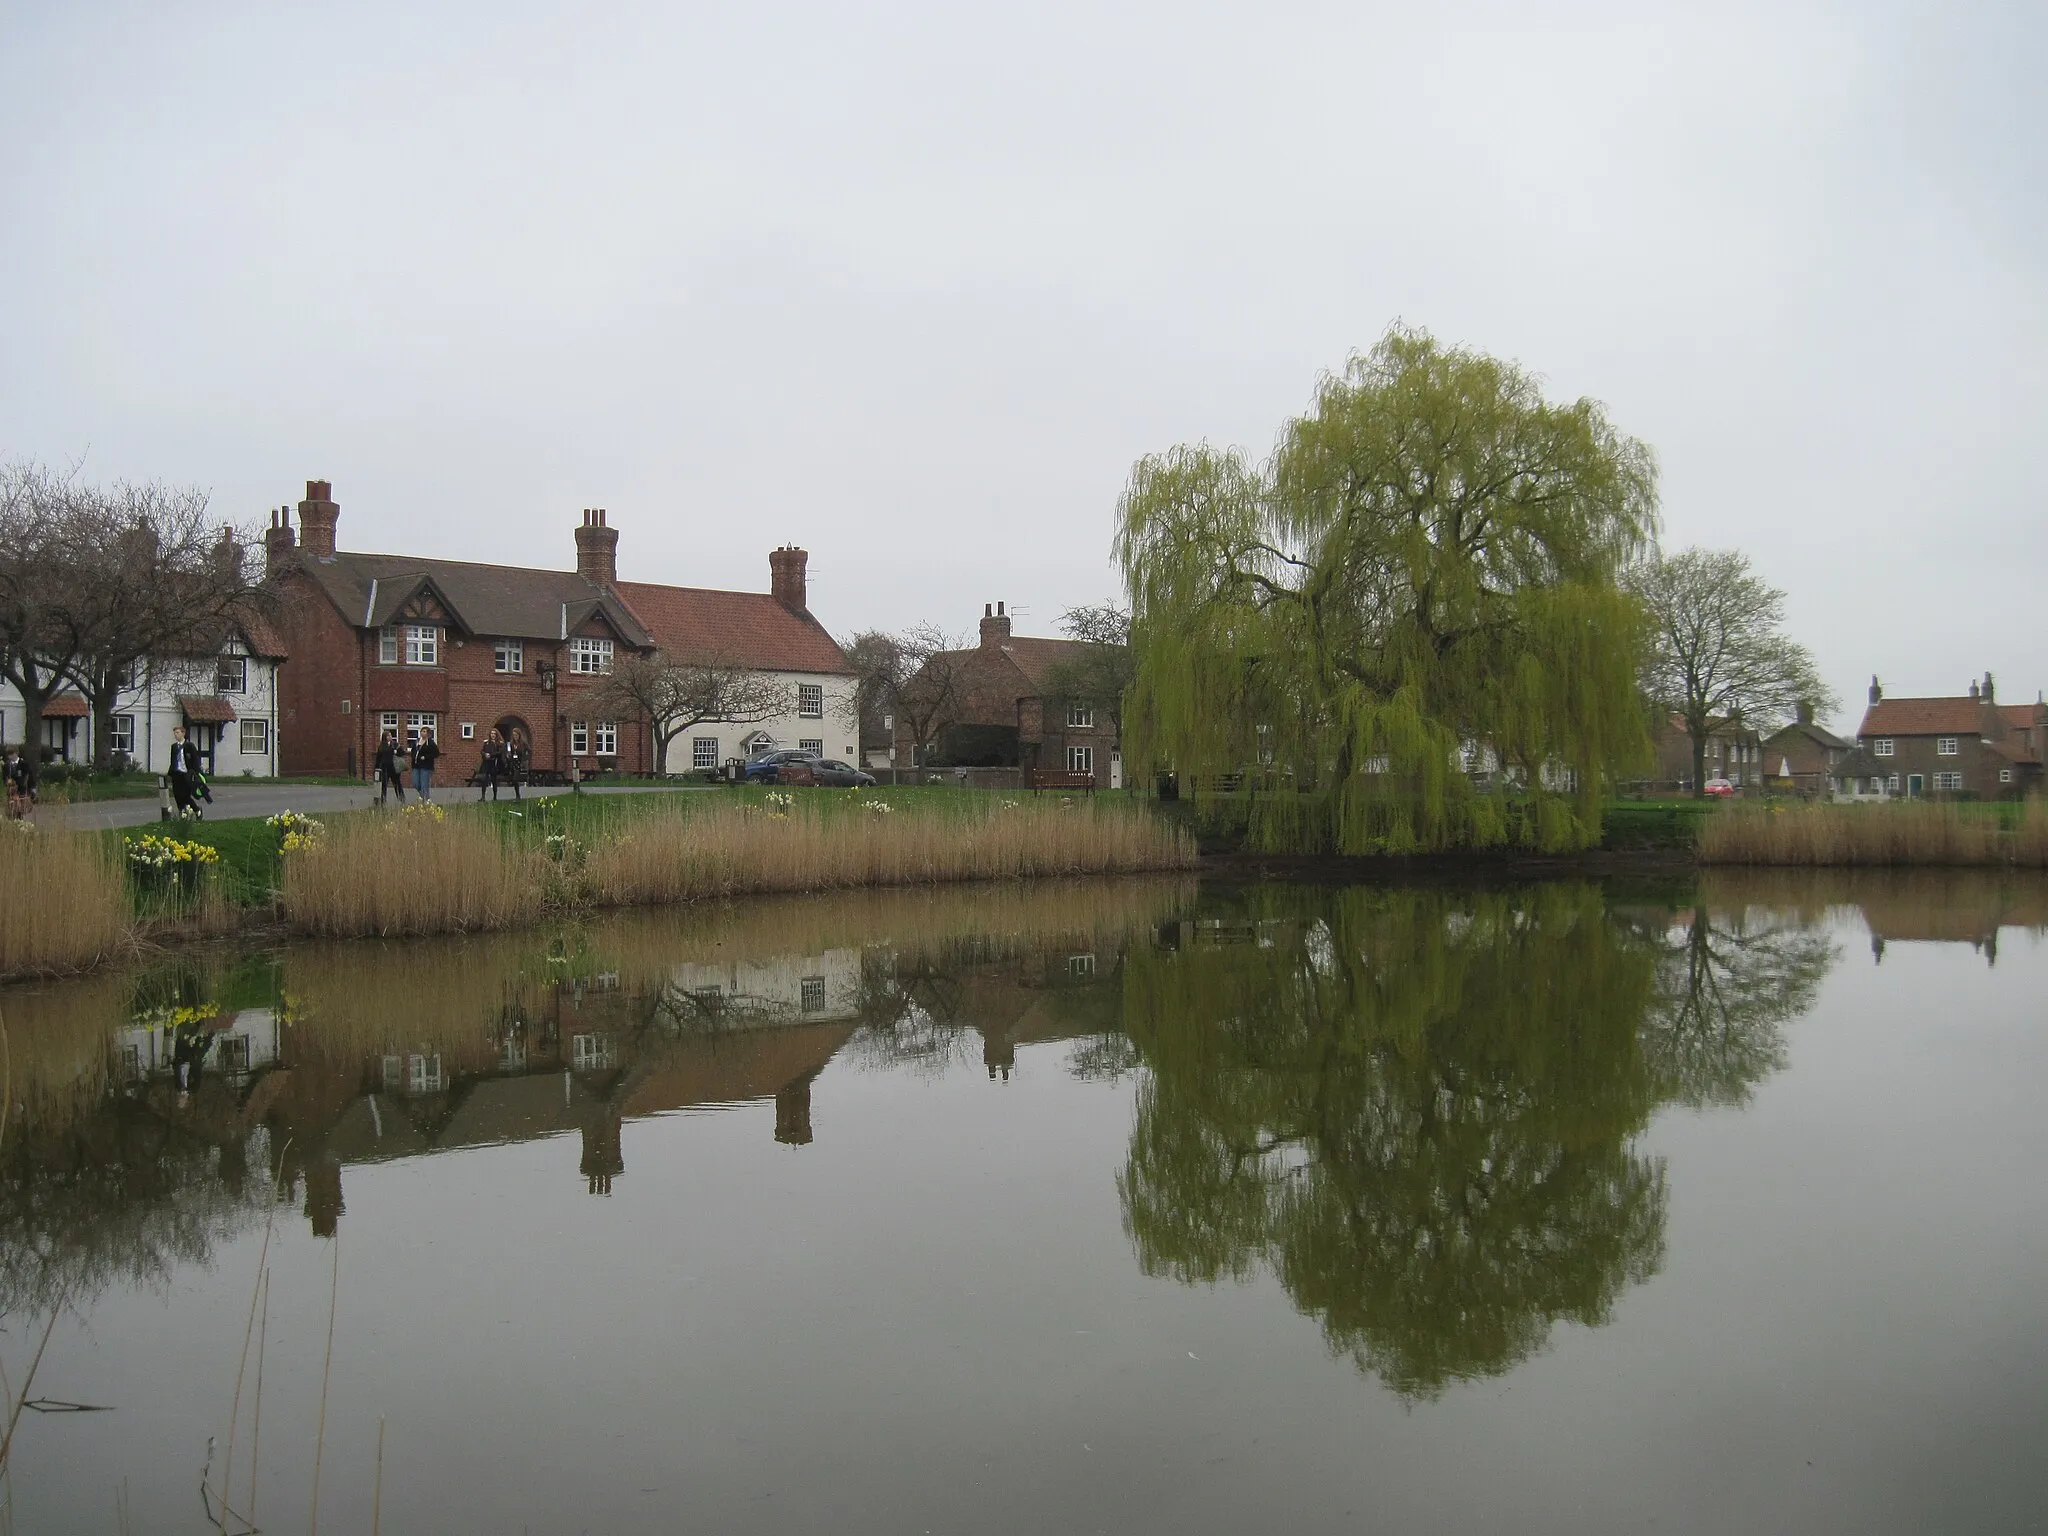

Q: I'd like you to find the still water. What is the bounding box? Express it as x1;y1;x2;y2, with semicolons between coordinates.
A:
1;873;2044;1533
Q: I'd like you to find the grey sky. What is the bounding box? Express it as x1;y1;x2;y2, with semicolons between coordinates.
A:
3;2;2040;730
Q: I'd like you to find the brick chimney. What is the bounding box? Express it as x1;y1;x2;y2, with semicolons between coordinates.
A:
263;506;296;573
575;508;618;588
769;545;809;611
297;480;339;561
1796;699;1814;725
1983;671;1996;704
1869;675;1883;706
1970;679;1981;702
979;601;1012;650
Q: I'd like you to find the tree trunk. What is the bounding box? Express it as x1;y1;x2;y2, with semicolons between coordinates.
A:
1691;729;1708;799
90;677;122;771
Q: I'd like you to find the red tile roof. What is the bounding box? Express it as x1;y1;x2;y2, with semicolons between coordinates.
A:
41;694;88;718
995;636;1097;693
615;582;851;676
178;696;238;723
1858;697;1988;737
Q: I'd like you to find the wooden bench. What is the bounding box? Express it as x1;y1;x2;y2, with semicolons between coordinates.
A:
1024;768;1097;793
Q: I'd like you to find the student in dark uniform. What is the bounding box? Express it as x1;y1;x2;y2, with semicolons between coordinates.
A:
167;726;205;818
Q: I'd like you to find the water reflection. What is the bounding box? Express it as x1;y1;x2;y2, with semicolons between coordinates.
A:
9;870;2044;1411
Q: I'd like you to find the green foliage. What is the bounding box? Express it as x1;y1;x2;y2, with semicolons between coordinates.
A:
1117;881;1826;1395
1117;325;1657;853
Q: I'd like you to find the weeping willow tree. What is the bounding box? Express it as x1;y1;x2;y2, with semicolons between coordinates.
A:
1116;325;1658;853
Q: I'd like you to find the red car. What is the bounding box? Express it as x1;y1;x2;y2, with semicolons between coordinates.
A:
1703;777;1736;797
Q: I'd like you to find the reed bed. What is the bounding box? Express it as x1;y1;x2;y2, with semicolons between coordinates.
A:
278;796;1194;939
580;798;1196;906
1699;799;2048;867
0;826;131;979
280;810;548;937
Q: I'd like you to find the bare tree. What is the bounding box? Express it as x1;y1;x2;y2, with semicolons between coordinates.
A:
841;626;966;769
587;650;794;775
0;463;97;763
1042;601;1134;740
1630;548;1834;798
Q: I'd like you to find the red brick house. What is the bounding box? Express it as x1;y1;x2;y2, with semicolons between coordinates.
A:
891;603;1124;787
265;481;853;780
1855;673;2046;799
1760;702;1854;795
1649;711;1764;792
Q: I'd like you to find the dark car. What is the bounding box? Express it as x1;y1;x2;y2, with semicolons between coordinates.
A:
811;759;876;788
743;750;820;784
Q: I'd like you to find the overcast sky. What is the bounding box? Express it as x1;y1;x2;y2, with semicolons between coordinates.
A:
2;2;2040;730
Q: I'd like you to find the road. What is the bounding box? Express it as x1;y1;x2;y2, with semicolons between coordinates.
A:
42;780;697;831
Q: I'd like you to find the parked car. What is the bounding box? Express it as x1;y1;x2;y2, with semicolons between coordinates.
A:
1703;777;1736;797
743;750;820;784
810;759;876;788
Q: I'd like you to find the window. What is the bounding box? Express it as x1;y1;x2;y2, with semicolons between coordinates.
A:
109;714;135;756
381;711;435;747
569;637;613;675
1887;774;1900;793
379;626;399;664
2000;768;2013;784
216;655;247;693
592;720;618;757
799;737;824;756
693;736;719;770
460;721;476;740
1067;953;1097;976
407;712;436;746
239;719;269;756
800;976;827;1014
218;1036;251;1073
1066;745;1094;775
494;639;523;673
1933;772;1964;792
404;624;438;666
572;1033;614;1070
570;721;588;755
1873;738;1894;757
1067;702;1094;729
405;1054;443;1094
798;684;824;718
1936;736;1958;756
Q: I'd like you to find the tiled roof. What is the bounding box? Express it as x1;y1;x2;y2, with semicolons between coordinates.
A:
615;582;852;676
997;636;1098;693
301;553;653;647
42;693;88;718
1858;697;1988;737
178;696;238;723
1766;721;1854;752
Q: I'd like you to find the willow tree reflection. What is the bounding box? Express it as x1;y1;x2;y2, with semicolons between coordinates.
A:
1119;885;1682;1397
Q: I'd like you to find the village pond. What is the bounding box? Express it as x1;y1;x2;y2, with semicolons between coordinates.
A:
0;872;2043;1533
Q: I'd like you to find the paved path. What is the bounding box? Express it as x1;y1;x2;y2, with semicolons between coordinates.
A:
43;781;695;831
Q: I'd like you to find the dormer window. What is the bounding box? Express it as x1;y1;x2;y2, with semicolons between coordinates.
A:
570;637;614;675
215;655;247;694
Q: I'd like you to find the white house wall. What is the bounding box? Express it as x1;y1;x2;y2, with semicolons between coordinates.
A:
666;673;858;773
0;640;280;776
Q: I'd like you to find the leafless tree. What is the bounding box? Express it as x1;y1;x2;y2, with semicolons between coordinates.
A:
841;625;967;769
0;462;269;770
587;650;794;775
1042;601;1134;740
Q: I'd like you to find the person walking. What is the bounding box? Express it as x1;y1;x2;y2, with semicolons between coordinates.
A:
413;726;441;801
505;734;525;801
374;730;406;805
478;728;504;801
167;725;205;819
4;747;35;820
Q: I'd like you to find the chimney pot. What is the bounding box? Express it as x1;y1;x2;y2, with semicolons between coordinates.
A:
980;602;1013;650
1869;675;1882;706
297;480;339;560
574;506;620;587
1983;671;1996;703
769;545;810;611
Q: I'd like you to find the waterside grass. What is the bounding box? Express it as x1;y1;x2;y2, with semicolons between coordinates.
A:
279;794;1196;939
0;827;131;980
1699;798;2048;867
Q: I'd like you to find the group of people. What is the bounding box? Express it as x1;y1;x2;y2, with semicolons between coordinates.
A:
372;726;526;805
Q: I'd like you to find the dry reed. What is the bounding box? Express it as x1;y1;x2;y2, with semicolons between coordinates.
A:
581;798;1195;906
0;827;130;979
1699;799;2048;868
281;812;548;937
